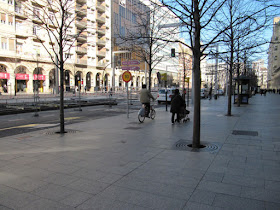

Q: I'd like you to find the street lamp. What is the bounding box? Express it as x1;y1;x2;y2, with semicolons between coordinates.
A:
112;50;130;92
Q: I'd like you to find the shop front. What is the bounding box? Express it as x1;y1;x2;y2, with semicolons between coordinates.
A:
16;73;29;93
0;72;10;93
33;74;46;92
0;65;9;93
33;68;45;93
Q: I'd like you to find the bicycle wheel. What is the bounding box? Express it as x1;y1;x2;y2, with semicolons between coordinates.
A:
150;109;156;119
138;114;145;123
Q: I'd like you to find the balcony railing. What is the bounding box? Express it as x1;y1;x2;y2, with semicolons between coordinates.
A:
97;29;106;35
77;35;87;43
96;39;106;46
76;59;87;65
75;6;87;17
76;46;87;54
75;21;87;30
96;50;106;57
15;7;28;19
96;3;105;12
96;16;105;23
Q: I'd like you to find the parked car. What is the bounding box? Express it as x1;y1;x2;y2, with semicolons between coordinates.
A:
200;88;209;98
217;89;224;95
157;88;176;104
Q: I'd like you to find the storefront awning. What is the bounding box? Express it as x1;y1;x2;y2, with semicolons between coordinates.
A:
0;72;10;79
16;74;29;80
33;74;46;80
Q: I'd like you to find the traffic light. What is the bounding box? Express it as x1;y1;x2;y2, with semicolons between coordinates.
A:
171;48;175;57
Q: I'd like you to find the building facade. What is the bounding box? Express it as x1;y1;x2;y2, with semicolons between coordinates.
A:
0;0;111;95
252;59;268;89
268;17;280;89
111;0;180;91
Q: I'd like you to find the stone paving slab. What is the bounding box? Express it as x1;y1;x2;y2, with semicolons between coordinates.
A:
0;94;279;209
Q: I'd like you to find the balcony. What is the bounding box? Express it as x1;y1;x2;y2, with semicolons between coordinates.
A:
75;20;87;30
76;46;87;54
96;3;105;13
75;5;87;17
76;59;87;66
15;28;29;39
96;50;106;57
96;16;106;24
96;61;107;68
77;35;87;43
15;7;28;19
97;29;106;35
96;39;106;46
76;0;86;4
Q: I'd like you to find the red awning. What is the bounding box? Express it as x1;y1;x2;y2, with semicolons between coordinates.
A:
33;74;46;80
0;72;10;79
16;73;29;80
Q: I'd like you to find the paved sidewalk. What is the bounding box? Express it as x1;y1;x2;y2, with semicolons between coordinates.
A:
0;94;279;209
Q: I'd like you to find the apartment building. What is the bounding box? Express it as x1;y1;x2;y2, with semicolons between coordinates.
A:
0;0;111;94
252;59;268;89
111;0;180;90
268;17;280;89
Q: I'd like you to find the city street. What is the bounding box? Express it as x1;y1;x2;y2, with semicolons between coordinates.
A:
0;98;143;138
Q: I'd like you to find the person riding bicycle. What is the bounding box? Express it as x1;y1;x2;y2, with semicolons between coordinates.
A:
140;84;155;117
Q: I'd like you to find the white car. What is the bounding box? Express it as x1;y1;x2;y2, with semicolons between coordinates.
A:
217;89;224;95
200;88;209;98
157;88;176;104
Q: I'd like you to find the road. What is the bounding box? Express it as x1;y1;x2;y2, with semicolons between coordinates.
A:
0;99;164;138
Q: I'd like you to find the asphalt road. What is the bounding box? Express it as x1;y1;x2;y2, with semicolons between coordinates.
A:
0;99;163;138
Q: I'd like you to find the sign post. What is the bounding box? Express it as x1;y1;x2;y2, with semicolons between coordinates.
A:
122;71;132;118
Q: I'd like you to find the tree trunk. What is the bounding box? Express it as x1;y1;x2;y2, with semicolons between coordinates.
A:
59;38;65;133
192;0;201;148
227;0;233;116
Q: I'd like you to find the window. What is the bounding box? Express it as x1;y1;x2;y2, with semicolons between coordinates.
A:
119;5;125;18
9;39;15;50
16;42;23;54
8;15;13;25
274;56;277;60
49;13;54;23
132;12;136;23
1;13;6;24
275;37;279;41
1;38;7;49
33;25;40;35
8;0;13;5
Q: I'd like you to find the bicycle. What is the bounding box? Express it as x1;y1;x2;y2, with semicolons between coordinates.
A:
138;102;156;123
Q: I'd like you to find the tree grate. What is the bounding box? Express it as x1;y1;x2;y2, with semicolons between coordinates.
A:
232;130;258;136
123;127;142;130
173;140;221;153
45;130;80;135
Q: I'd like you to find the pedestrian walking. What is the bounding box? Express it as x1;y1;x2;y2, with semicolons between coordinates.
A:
208;86;212;100
170;89;185;124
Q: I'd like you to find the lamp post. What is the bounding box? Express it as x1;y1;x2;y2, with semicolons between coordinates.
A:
112;50;130;92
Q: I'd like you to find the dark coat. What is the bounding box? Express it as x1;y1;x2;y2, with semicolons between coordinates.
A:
170;94;185;113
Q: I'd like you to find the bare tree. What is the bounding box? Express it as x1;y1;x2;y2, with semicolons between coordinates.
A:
160;0;228;148
21;0;86;133
214;0;274;113
160;0;276;148
115;1;178;90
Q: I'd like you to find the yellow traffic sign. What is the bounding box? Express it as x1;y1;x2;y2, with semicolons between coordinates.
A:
122;71;132;83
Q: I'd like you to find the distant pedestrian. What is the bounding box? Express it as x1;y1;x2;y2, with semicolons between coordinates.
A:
208;87;212;100
170;89;185;124
84;86;87;93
